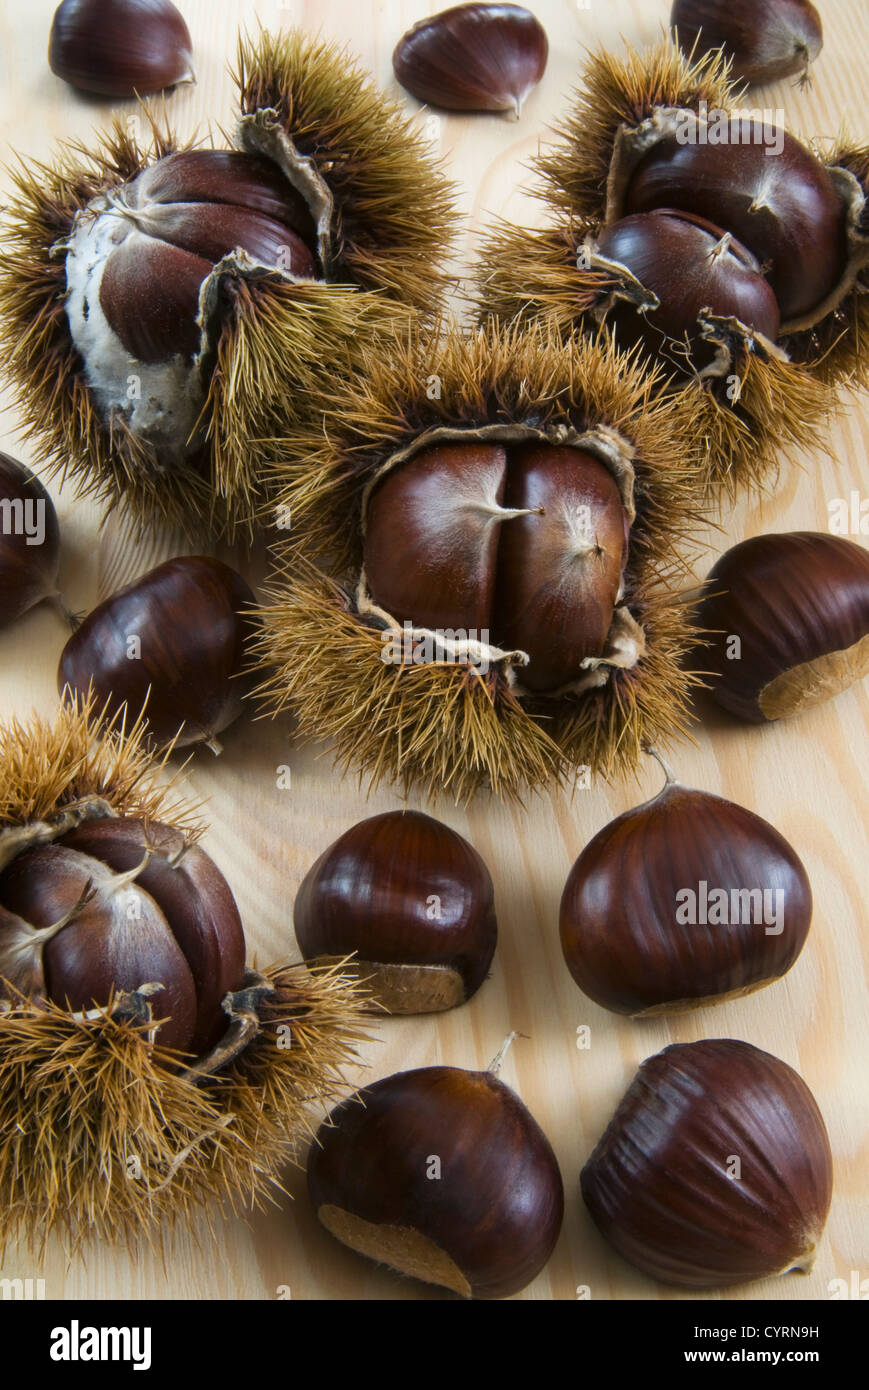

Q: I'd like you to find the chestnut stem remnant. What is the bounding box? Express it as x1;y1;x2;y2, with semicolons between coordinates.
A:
487;1030;520;1075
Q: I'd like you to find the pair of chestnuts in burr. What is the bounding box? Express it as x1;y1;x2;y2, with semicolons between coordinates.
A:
587;112;848;375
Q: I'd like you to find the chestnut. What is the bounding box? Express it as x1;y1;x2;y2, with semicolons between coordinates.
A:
698;531;869;722
0;817;245;1055
58;555;256;752
559;751;812;1015
595;209;780;371
671;0;823;87
294;810;497;1013
0;453;62;629
49;0;195;98
363;439;631;694
581;1039;833;1289
308;1056;564;1298
623;121;848;324
393;3;548;119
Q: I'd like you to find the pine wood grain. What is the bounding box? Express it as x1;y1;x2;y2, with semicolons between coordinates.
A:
0;0;866;1301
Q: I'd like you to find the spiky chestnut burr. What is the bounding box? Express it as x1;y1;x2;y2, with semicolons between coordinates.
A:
0;697;370;1256
476;39;869;497
581;1040;833;1289
254;318;705;802
0;29;456;541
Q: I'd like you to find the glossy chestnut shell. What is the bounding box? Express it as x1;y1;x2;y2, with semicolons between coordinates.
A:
393;3;548;118
596;209;780;369
0;453;61;629
58;555;256;751
671;0;823;86
698;531;869;722
363;439;631;693
623;123;847;322
0;817;245;1054
49;0;195;98
294;810;497;1013
308;1063;564;1298
581;1039;833;1289
559;776;812;1015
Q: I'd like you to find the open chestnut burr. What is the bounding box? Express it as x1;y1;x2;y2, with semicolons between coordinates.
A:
477;39;869;496
308;1041;564;1298
294;810;497;1012
559;750;812;1015
0;697;368;1254
254;318;706;801
0;28;455;539
581;1039;833;1289
58;555;256;754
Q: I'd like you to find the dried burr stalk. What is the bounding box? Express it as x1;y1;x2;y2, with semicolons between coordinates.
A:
476;40;869;497
254;319;705;802
0;697;369;1256
0;29;455;540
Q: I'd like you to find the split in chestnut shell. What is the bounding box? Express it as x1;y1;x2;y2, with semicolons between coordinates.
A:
362;439;631;694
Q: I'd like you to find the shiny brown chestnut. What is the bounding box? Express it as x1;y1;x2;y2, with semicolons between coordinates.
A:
58;555;256;752
308;1056;564;1298
0;817;245;1054
294;810;497;1013
671;0;823;86
559;752;812;1015
393;3;548;118
72;148;318;370
595;209;780;371
49;0;195;98
623;121;847;324
363;439;631;694
581;1039;833;1289
0;453;62;629
698;531;869;722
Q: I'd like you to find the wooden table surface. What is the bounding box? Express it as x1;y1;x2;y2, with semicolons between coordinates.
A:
0;0;866;1302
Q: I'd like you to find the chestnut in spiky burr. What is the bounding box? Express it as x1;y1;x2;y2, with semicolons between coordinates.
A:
0;453;63;629
581;1040;833;1289
671;0;823;87
308;1048;564;1298
49;0;195;98
476;39;869;497
559;751;812;1016
254;318;706;802
593;209;780;375
393;3;548;119
0;698;370;1255
58;556;256;753
698;532;869;722
0;29;456;540
294;810;497;1013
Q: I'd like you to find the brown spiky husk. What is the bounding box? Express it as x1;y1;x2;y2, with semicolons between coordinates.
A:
255;320;706;802
0;109;420;541
474;41;843;494
536;39;738;225
234;28;458;312
0;700;370;1254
